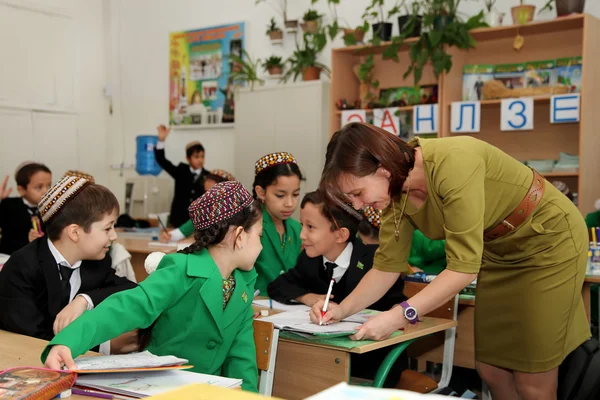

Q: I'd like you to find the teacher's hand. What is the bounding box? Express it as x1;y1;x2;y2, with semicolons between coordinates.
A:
310;300;344;325
351;308;407;341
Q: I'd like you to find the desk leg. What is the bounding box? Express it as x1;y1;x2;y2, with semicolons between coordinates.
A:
583;282;591;323
272;340;350;400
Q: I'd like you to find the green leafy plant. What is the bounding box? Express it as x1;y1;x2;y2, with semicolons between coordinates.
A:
266;17;281;35
281;32;330;82
262;55;284;70
362;0;402;45
539;0;554;14
228;50;264;90
483;0;497;12
303;9;322;21
256;0;294;25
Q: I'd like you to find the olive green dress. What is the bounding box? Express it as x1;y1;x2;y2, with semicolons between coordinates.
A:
376;136;590;372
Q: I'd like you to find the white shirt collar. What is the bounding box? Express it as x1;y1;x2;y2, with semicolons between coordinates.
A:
323;242;354;283
189;167;202;175
47;239;82;269
22;198;37;208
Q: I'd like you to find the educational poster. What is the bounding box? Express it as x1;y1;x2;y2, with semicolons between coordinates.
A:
169;22;244;126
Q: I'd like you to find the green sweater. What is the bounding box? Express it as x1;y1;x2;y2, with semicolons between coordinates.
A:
407;230;447;275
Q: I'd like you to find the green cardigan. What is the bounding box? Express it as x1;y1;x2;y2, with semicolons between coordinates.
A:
407;230;447;275
41;250;259;392
254;206;302;295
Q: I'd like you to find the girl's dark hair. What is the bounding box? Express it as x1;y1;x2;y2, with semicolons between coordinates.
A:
139;199;262;349
178;199;262;254
252;163;304;199
357;219;379;240
301;190;359;242
320;122;415;200
205;173;228;185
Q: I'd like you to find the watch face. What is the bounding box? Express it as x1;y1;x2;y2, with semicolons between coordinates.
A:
405;307;417;320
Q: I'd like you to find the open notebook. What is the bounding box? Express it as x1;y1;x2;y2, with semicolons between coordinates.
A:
76;370;242;398
73;351;191;373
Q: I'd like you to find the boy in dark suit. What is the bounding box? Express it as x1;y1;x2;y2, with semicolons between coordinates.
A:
268;191;406;387
0;162;52;254
0;175;137;354
155;124;210;227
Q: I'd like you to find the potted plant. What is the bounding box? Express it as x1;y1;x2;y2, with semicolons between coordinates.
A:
282;32;330;82
483;0;504;27
228;50;265;90
262;56;284;75
301;9;322;34
397;1;422;38
511;0;536;25
362;0;402;42
266;17;283;41
539;0;586;16
255;0;299;31
343;25;367;45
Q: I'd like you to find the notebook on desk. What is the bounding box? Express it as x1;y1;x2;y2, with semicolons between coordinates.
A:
73;351;192;374
259;309;364;337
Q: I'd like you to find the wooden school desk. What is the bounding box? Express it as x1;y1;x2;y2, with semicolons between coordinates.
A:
0;329;97;399
252;304;456;400
410;276;600;371
116;237;177;282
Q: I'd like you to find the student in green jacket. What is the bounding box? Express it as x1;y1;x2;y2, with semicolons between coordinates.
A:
42;181;264;392
252;152;303;294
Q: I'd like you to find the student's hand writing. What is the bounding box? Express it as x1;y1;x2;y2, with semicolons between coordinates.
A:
309;300;344;325
28;228;43;242
157;124;171;141
158;231;172;243
54;296;88;334
44;345;76;370
0;175;11;200
110;330;140;354
350;308;407;341
297;293;335;307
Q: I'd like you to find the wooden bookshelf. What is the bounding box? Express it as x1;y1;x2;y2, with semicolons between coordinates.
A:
329;13;600;214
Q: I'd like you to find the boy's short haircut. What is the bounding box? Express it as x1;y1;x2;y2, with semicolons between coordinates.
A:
15;163;51;188
301;190;358;241
45;184;120;241
186;143;205;158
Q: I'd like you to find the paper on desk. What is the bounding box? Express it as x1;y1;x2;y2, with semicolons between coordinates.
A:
148;241;178;248
259;310;360;335
252;299;310;312
306;382;449;399
343;309;380;324
74;351;187;371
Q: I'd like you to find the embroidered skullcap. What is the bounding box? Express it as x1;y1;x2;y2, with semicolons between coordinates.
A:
63;170;95;184
254;152;297;175
186;141;203;152
39;175;91;223
362;206;382;230
209;169;235;182
14;161;37;180
189;181;253;230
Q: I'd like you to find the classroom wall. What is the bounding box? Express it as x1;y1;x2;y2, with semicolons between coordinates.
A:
0;0;110;187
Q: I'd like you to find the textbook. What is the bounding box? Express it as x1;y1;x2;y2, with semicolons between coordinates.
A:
259;309;370;336
0;367;76;400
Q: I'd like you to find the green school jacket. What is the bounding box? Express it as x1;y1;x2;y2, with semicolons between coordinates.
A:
408;230;447;275
254;205;302;295
41;250;258;392
180;219;194;238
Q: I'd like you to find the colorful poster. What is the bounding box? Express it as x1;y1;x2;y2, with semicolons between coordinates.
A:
169;22;244;126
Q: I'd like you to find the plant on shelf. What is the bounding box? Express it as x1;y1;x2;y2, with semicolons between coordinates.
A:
266;17;283;41
301;9;323;34
262;55;285;76
511;0;536;24
354;55;381;108
397;1;423;38
539;0;586;16
228;50;265;90
309;0;367;46
256;0;299;30
281;32;330;82
362;0;402;43
482;0;504;27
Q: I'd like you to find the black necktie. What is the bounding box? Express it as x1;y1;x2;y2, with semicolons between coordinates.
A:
58;264;75;308
26;206;39;217
324;262;338;281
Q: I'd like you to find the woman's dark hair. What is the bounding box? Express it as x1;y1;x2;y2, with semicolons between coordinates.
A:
301;190;359;242
178;199;262;254
320;122;415;199
252;163;304;199
139;199;262;349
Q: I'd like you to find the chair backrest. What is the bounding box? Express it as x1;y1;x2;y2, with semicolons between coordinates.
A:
403;281;456;320
253;320;275;371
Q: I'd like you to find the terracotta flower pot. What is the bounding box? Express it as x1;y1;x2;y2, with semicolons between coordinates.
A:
511;5;536;25
302;20;319;34
303;66;321;81
268;66;282;76
343;28;365;43
269;30;283;40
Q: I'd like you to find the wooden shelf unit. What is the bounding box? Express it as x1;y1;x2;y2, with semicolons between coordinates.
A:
329;14;600;214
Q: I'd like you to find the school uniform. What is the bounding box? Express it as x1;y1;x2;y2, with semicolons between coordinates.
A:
0;238;136;342
254;205;302;295
268;238;407;387
154;144;210;227
0;197;44;255
40;250;259;392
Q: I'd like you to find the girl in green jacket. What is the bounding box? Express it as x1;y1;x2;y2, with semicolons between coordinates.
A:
252;152;303;294
42;181;264;392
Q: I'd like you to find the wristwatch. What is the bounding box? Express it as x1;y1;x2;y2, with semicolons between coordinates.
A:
400;301;418;324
